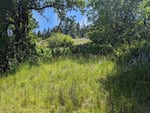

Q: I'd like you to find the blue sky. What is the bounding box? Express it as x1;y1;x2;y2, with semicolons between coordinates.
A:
32;8;87;32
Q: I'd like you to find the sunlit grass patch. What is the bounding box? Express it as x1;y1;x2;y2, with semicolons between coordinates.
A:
0;56;115;113
73;38;91;45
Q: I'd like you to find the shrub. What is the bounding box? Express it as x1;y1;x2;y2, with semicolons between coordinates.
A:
48;33;73;48
0;32;37;74
48;33;73;57
36;45;52;58
113;40;150;67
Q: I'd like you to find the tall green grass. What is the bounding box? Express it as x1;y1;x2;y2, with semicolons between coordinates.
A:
0;56;149;113
0;56;115;113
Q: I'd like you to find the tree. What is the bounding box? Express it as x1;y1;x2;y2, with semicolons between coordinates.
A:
0;0;86;73
80;21;87;38
62;17;71;35
37;30;42;38
68;16;77;38
0;0;16;73
88;0;150;45
40;28;51;38
52;16;78;38
76;22;81;37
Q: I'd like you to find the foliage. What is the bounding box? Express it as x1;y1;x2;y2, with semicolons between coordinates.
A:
0;0;86;74
103;62;150;113
88;0;150;46
43;18;87;39
113;40;150;67
36;45;52;59
0;0;150;112
0;35;14;73
48;33;73;48
47;33;73;57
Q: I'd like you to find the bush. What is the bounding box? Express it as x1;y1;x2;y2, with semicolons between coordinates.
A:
36;45;52;58
0;32;37;74
71;43;113;55
113;40;150;67
48;33;73;57
48;33;73;48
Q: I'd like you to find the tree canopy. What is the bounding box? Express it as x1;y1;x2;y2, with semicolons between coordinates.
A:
0;0;85;73
88;0;150;45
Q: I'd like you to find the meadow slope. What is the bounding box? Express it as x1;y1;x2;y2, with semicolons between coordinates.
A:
0;56;149;113
0;57;115;113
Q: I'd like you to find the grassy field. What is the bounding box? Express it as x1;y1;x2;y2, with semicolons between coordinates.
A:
0;56;116;113
1;36;150;113
0;55;149;113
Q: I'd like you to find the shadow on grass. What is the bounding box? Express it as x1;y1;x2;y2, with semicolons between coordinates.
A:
0;58;40;78
71;43;113;56
101;62;150;113
0;51;104;78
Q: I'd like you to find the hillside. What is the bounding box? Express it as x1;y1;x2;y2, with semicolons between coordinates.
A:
0;0;150;113
0;56;149;113
0;57;115;113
